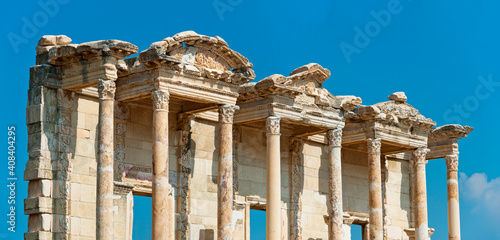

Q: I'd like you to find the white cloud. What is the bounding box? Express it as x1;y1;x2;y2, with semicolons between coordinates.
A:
459;172;500;235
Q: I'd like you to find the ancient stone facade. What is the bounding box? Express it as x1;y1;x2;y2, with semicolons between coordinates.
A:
25;32;472;240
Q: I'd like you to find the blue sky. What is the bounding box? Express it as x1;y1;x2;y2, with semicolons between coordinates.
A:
1;0;499;239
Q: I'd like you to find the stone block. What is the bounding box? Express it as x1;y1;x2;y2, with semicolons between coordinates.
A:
80;218;96;237
28;214;52;232
28;180;52;198
70;217;81;235
70;183;81;201
80;184;96;203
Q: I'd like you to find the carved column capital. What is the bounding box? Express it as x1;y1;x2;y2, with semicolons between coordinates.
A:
266;116;281;135
367;138;381;154
326;128;342;147
413;148;430;165
152;90;170;110
445;154;459;171
97;79;116;100
219;104;239;124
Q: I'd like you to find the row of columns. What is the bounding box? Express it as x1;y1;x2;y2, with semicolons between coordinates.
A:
94;83;460;240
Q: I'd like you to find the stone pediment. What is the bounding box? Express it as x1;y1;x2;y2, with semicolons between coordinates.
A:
137;31;255;84
348;92;436;128
238;63;362;111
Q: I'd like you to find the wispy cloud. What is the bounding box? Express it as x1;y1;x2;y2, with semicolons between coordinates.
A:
459;172;500;236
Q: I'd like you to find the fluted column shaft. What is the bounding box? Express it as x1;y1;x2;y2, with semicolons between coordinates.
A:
152;90;170;240
96;79;116;240
445;154;460;240
367;138;383;240
266;117;281;240
327;129;343;240
217;105;238;240
413;148;430;240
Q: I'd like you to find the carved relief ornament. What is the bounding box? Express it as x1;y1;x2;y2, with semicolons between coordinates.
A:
266;117;281;135
219;105;239;124
445;154;459;171
413;148;430;164
367;138;381;154
97;79;116;100
326;128;342;147
152;90;170;110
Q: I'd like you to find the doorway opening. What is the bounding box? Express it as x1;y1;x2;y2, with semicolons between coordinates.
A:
250;209;266;240
351;224;363;240
132;195;152;240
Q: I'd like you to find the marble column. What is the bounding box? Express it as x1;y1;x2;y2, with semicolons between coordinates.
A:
96;79;116;240
367;138;383;240
217;105;238;240
413;148;430;240
327;129;344;240
266;116;281;240
445;154;460;240
151;90;170;240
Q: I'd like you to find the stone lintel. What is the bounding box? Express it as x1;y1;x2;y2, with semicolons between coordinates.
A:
235;100;343;128
115;71;238;104
342;122;428;148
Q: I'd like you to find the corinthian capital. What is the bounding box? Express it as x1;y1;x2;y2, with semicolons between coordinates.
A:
326;128;342;147
97;79;116;100
152;90;169;110
266;117;280;135
219;105;239;124
413;148;430;164
445;154;459;171
367;138;381;154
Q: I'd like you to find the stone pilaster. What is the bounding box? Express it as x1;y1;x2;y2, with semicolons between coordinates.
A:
290;137;304;240
367;138;383;240
96;79;116;240
445;154;460;240
342;218;355;240
217;104;238;240
327;128;343;240
413;148;430;240
266;116;281;240
151;90;170;240
177;113;195;240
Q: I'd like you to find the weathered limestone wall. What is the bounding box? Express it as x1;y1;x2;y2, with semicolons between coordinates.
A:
69;95;100;239
300;140;329;239
384;157;412;240
342;149;369;215
187;118;219;239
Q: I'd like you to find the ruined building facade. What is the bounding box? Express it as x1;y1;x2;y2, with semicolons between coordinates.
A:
25;31;472;240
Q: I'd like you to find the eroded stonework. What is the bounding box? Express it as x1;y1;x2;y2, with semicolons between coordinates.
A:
25;31;472;240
